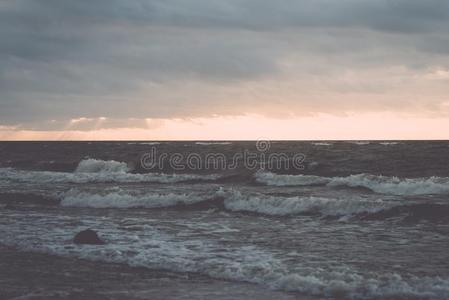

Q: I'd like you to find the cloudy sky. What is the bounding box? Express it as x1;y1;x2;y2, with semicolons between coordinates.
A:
1;0;449;140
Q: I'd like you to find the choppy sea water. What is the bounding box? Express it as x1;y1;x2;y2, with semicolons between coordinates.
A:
1;141;449;299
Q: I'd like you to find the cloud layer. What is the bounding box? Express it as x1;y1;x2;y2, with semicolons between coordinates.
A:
1;0;448;130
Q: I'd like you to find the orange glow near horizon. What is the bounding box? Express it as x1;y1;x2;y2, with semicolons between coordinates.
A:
1;113;449;141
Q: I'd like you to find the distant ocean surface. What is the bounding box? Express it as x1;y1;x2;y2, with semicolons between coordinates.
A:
1;141;449;299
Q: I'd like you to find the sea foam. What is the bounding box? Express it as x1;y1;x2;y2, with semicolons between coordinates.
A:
0;159;221;184
75;158;130;173
256;172;449;196
61;188;210;208
60;186;394;216
219;189;395;217
1;210;448;300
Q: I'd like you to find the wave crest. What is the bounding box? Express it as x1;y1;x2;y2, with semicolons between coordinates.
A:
75;158;130;173
219;189;395;217
3;213;448;299
58;187;395;216
255;171;330;186
61;188;210;208
328;174;449;196
0;159;222;184
256;172;449;196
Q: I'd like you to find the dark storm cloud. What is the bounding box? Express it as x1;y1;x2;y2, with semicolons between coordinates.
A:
0;0;449;129
4;0;449;32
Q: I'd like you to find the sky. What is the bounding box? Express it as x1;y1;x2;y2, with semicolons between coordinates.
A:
1;0;449;140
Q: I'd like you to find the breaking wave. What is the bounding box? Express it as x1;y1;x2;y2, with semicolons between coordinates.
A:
351;141;371;145
61;188;211;209
255;171;330;186
75;158;130;173
58;186;396;217
58;187;396;218
219;189;396;217
327;174;449;196
270;272;449;299
256;172;449;196
2;212;448;300
0;159;222;184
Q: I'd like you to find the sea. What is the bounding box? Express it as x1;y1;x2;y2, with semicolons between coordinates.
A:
0;141;449;299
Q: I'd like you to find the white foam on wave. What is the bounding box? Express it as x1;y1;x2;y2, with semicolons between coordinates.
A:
311;142;332;146
75;158;130;173
379;142;400;146
218;189;394;216
58;186;396;216
256;172;449;196
351;141;370;145
0;159;222;184
61;188;209;208
272;271;449;299
2;210;448;299
255;171;329;186
328;174;449;196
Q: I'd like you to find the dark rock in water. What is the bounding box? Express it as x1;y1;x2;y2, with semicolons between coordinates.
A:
73;229;105;245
